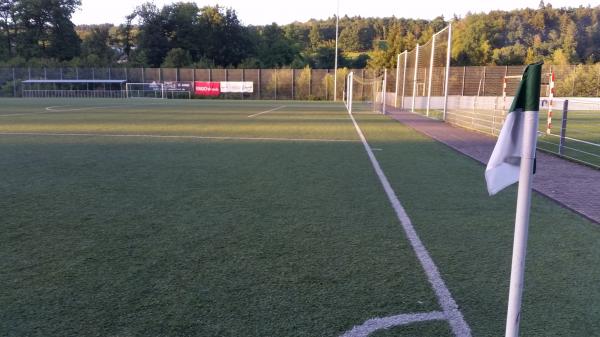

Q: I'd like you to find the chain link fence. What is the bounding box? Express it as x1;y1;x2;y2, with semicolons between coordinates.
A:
2;65;600;100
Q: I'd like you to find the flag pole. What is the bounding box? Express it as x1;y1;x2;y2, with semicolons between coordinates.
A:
504;109;539;337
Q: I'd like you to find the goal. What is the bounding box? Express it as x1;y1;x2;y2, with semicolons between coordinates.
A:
345;71;385;114
126;82;165;99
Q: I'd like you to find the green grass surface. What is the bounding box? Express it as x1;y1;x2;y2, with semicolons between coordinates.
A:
1;98;599;337
537;110;600;168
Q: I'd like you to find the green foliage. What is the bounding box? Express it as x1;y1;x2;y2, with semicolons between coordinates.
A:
161;48;193;68
555;64;600;96
491;43;527;65
3;2;600;69
0;0;81;61
255;23;299;68
81;25;115;65
294;66;312;99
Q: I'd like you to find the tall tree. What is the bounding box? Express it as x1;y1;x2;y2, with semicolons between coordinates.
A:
81;25;114;64
16;0;81;60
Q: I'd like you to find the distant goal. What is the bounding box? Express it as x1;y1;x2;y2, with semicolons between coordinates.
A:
126;82;166;99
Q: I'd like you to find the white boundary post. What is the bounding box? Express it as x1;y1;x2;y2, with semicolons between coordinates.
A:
349;72;354;114
443;24;452;121
395;54;401;108
547;69;555;135
412;44;420;113
427;32;436;117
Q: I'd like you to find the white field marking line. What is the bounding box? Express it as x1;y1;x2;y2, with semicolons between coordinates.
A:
45;103;163;112
247;105;287;118
0;103;161;117
340;311;445;337
0;132;358;143
346;112;472;337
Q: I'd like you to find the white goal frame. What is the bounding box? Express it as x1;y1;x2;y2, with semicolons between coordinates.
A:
125;82;166;99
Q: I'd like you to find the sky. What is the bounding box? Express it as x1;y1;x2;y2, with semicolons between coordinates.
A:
72;0;595;26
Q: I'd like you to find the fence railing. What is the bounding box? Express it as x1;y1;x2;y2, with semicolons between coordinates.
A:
3;64;600;100
434;94;600;168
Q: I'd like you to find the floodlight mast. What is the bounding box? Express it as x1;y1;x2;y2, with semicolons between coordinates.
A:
334;0;340;102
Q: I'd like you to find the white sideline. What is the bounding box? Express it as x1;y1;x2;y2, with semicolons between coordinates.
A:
0;132;358;143
340;311;445;337
247;105;287;118
345;111;472;337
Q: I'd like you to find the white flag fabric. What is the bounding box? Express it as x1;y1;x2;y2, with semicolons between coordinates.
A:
485;63;542;196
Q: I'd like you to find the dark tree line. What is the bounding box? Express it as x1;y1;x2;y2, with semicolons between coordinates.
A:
0;1;599;69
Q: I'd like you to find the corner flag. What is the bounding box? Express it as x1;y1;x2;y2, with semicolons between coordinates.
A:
485;63;542;195
486;63;543;337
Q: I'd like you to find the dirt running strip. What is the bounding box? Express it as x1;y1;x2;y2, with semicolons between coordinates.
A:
388;108;600;224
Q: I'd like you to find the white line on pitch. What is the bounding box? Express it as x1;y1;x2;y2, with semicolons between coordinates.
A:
346;112;472;337
247;105;287;118
340;311;446;337
0;103;159;117
0;132;358;143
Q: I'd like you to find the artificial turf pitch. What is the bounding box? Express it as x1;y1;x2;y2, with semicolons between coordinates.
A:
1;99;599;337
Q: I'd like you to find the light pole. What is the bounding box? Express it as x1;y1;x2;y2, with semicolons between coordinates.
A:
334;0;340;101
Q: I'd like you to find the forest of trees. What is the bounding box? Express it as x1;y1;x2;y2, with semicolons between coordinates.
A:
0;0;599;69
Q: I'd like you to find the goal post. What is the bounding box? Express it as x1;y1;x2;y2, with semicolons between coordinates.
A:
503;70;556;134
125;82;165;99
345;71;384;114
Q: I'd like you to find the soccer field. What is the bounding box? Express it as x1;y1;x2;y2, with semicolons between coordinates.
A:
1;99;599;337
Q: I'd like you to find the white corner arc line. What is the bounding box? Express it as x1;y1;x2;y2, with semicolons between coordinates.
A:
340;311;446;337
346;111;472;337
247;105;287;118
0;132;357;143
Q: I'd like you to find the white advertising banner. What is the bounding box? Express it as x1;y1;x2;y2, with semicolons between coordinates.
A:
220;81;254;93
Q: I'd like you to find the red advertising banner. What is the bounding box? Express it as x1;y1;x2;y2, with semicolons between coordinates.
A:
194;81;221;96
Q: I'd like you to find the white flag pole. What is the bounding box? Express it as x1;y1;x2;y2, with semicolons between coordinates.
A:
504;109;539;337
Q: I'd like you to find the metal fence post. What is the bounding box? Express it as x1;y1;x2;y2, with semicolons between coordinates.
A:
559;100;569;155
461;66;466;96
383;69;387;114
412;43;420;112
292;69;295;100
274;69;278;100
401;53;407;110
326;69;329;101
427;32;436;116
258;69;261;100
309;68;312;98
482;66;487;96
361;69;365;99
395;53;401;108
12;68;16;97
443;23;452;120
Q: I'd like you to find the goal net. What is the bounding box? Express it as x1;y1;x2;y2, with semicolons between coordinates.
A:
126;82;165;99
345;71;385;114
